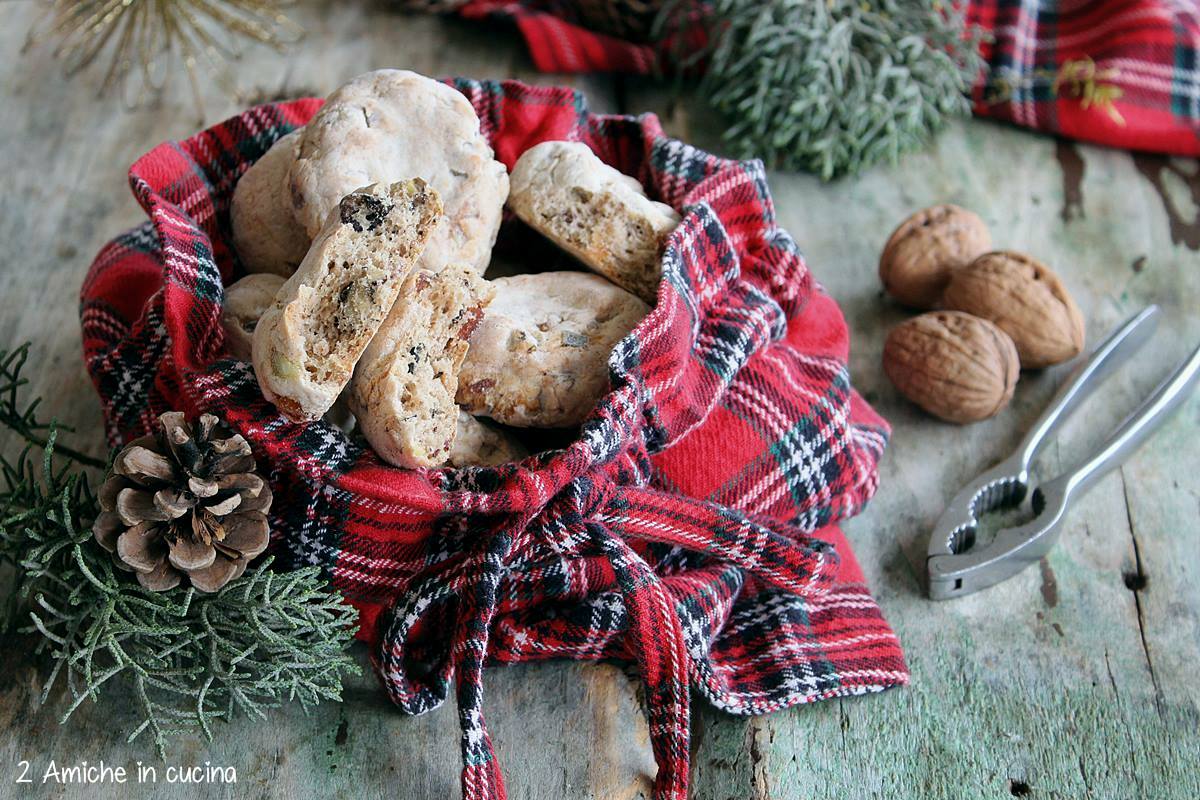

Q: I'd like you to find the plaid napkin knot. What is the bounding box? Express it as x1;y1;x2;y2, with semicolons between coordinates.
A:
377;470;840;799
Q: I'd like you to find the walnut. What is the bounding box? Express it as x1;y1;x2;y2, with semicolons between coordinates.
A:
942;251;1085;368
883;311;1020;424
879;205;992;309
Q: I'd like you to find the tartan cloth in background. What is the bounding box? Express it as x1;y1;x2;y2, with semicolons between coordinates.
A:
452;0;1200;156
970;0;1200;154
80;80;906;800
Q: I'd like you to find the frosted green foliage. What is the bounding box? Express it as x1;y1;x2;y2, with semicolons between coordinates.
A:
664;0;985;179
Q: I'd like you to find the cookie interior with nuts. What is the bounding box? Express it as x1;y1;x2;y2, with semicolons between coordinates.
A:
251;178;443;421
288;69;508;275
235;72;678;461
508;140;680;303
457;271;650;428
350;265;494;468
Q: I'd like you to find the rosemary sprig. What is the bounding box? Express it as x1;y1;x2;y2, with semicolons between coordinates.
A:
660;0;985;180
0;342;359;757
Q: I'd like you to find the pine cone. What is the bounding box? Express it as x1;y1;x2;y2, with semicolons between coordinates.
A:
92;412;272;593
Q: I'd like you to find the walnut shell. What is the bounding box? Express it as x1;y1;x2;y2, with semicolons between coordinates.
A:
883;311;1019;424
942;251;1085;368
879;205;992;309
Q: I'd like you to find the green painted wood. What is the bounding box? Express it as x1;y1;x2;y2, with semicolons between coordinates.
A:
2;2;1198;798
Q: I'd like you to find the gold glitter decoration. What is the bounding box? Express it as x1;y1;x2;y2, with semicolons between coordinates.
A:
24;0;303;113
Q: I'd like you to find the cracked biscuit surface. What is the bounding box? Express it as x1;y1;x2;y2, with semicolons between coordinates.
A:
447;412;528;467
221;273;286;361
349;265;494;468
288;69;508;275
507;140;680;303
231;129;310;277
251;179;442;422
456;271;650;428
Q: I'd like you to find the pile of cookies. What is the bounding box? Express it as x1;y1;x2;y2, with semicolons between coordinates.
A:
222;70;680;469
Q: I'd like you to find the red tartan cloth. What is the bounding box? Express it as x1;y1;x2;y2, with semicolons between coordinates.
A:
456;0;1200;156
79;80;906;800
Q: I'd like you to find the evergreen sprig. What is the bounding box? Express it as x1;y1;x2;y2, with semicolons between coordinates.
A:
1;344;106;469
661;0;985;179
0;343;360;757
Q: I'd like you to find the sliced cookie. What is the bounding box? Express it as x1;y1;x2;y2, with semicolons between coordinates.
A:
221;273;286;361
231;129;310;277
508;140;680;303
289;69;508;275
457;271;650;427
252;179;442;422
349;265;494;468
448;412;528;468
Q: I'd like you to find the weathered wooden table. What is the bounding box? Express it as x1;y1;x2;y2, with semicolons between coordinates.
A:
2;3;1198;798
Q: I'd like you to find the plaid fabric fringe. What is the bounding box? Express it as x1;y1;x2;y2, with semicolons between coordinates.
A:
80;80;906;800
452;0;1200;156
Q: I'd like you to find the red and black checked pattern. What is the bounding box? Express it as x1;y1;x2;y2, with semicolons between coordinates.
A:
453;0;1200;156
969;0;1200;154
80;80;906;800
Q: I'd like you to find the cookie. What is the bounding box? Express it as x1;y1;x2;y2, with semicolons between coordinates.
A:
447;412;528;467
221;273;286;360
457;271;650;427
289;70;508;275
349;265;494;468
507;140;680;303
252;179;442;422
231;130;310;277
